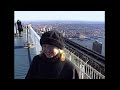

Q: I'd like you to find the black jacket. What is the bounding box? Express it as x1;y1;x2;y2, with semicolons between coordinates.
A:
17;20;23;31
25;54;79;79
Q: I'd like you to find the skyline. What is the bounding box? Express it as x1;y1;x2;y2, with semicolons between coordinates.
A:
14;11;105;22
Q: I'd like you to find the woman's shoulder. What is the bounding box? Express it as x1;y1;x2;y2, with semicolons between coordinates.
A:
64;59;75;69
32;55;41;63
33;55;40;59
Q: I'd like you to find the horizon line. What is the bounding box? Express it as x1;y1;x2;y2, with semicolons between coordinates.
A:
16;20;104;22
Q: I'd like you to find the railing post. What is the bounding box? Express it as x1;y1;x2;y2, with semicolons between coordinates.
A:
15;23;18;34
69;53;71;61
24;24;33;48
27;25;29;43
14;23;19;37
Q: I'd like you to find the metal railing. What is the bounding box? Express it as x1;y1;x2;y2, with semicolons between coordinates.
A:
27;24;42;55
64;48;105;79
64;39;105;76
26;24;105;79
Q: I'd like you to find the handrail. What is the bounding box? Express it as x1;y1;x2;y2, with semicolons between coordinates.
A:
27;24;41;55
29;25;40;40
64;48;105;79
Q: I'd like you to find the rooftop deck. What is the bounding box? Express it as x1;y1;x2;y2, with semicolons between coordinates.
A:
14;30;38;79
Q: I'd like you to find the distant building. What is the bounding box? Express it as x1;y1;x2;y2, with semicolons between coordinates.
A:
92;40;102;54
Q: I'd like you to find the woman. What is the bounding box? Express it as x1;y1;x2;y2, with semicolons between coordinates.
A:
25;30;79;79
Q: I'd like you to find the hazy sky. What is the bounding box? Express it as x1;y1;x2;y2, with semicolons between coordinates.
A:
14;11;105;22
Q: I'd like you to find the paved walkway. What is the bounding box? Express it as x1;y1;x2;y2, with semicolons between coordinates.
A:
14;30;37;79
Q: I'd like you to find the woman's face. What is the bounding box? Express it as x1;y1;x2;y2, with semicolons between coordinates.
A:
42;44;59;58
